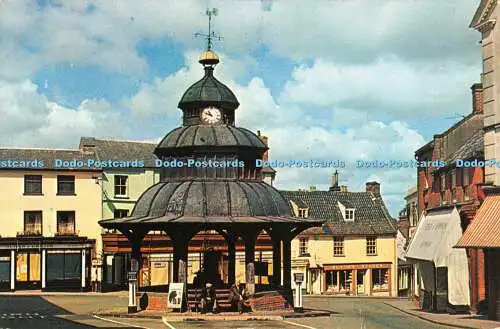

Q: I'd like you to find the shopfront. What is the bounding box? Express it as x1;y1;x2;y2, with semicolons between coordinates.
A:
0;236;94;291
323;263;392;296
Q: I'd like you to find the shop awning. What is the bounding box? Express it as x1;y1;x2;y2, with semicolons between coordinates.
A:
405;206;470;306
405;207;461;267
456;195;500;248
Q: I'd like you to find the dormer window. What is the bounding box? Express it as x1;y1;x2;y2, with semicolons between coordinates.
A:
345;209;355;221
338;201;355;221
298;208;308;218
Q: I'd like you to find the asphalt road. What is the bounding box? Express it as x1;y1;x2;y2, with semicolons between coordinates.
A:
0;295;460;329
0;296;140;329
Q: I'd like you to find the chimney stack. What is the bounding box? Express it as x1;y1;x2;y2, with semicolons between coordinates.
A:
257;132;269;161
340;185;348;193
471;83;483;114
329;170;341;191
366;181;381;198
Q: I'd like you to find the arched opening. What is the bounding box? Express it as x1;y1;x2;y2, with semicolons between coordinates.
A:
187;229;229;289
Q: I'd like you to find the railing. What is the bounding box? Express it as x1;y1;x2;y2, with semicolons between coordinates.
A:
17;229;42;236
55;227;78;236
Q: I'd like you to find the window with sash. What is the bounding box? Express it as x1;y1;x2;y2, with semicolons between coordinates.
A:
24;175;42;195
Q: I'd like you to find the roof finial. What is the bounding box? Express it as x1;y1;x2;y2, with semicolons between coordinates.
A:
195;8;222;67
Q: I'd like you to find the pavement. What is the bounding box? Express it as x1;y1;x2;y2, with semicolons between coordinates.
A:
384;299;500;329
1;293;499;328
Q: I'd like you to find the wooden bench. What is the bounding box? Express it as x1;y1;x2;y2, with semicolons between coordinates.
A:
187;288;234;312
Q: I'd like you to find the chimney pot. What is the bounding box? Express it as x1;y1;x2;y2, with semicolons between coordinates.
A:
340;185;348;193
471;83;483;114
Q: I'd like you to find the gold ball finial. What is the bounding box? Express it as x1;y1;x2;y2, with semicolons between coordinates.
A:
199;49;219;66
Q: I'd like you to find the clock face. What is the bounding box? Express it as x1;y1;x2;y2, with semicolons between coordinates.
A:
201;107;222;124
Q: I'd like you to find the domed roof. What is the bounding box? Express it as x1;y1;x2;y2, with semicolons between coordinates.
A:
178;66;239;111
98;181;306;228
156;125;266;151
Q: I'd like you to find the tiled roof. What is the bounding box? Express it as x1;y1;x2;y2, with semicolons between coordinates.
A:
79;137;158;167
456;195;500;248
279;190;397;236
0;148;100;170
446;129;483;164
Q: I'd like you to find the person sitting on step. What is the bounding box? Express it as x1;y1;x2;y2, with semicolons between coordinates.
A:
228;281;247;314
200;282;217;314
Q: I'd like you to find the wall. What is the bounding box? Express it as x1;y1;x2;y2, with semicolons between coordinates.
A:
0;170;103;251
101;169;160;219
291;235;397;296
480;3;500;185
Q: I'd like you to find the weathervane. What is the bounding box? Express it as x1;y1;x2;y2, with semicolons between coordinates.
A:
194;8;223;50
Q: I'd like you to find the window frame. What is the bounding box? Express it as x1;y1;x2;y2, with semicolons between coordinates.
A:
366;236;377;256
333;236;344;257
57;175;75;196
113;209;129;219
56;211;76;235
345;208;355;221
24;175;42;195
299;237;309;256
114;175;128;198
23;211;42;235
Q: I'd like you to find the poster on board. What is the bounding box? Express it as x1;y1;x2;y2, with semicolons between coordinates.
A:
167;282;185;309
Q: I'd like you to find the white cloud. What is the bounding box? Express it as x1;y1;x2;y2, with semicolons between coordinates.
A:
0;0;481;81
0;80;126;147
280;57;479;118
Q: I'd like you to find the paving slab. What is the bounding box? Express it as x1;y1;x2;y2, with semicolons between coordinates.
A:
384;300;500;329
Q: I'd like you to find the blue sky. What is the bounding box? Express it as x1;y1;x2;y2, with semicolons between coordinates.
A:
0;0;483;216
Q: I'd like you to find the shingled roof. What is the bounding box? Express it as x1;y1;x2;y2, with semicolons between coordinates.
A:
445;129;483;164
0;148;100;170
79;137;158;167
279;190;397;236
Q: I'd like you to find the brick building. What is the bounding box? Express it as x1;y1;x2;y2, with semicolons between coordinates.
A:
409;84;486;312
457;0;500;320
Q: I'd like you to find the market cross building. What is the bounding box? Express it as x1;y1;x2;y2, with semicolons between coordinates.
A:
98;48;323;312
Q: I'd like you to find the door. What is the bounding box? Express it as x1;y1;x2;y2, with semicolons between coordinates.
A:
16;252;41;289
357;270;366;295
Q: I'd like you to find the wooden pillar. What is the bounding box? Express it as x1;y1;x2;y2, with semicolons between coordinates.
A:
172;237;188;283
272;237;282;288
228;237;236;285
282;237;292;290
244;231;259;295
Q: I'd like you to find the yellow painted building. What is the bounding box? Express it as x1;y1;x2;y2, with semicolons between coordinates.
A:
0;148;102;291
281;179;398;297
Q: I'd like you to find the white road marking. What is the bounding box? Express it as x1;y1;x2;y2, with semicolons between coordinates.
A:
282;320;318;329
92;314;150;329
162;317;177;329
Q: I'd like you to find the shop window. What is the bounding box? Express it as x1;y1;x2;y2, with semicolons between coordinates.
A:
57;175;75;195
24;175;42;195
372;268;389;290
340;270;352;292
326;270;338;291
299;237;309;256
333;237;344;256
366;236;377;255
23;211;42;235
57;211;75;235
114;175;128;197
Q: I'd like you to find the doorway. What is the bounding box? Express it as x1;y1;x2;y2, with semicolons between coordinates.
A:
357;269;366;295
16;252;41;289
